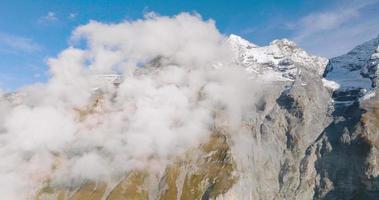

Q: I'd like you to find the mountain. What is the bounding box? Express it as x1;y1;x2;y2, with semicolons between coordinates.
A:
4;34;379;200
312;35;379;200
228;34;328;81
323;35;379;101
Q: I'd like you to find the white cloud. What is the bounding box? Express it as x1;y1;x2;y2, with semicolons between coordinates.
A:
45;11;57;21
0;32;41;53
0;12;267;198
68;13;77;20
38;11;58;24
291;0;379;57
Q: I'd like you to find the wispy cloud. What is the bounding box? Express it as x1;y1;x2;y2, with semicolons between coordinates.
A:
291;0;379;57
68;13;77;20
0;32;41;54
38;11;58;24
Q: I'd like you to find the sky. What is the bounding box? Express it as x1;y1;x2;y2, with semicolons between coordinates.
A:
0;0;379;90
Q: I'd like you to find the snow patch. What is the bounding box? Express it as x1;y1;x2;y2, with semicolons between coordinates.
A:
322;79;340;91
360;90;376;101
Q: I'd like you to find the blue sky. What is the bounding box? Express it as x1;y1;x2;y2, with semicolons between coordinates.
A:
0;0;379;90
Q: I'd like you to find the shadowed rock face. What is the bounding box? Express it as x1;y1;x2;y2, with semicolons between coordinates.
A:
312;36;379;200
311;98;379;200
30;36;379;200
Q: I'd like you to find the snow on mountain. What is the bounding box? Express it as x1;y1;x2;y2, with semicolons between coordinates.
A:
229;34;258;50
228;34;328;81
323;35;379;92
3;13;379;200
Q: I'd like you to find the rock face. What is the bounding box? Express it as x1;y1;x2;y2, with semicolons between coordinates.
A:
313;35;379;200
218;53;333;200
21;35;379;199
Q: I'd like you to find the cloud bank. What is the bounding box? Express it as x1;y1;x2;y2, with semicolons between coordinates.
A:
0;13;264;199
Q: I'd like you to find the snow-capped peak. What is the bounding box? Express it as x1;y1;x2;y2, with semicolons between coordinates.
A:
270;38;297;48
228;34;258;50
228;34;328;81
323;35;379;92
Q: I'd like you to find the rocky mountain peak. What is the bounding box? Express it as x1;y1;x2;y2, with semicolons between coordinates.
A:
228;34;328;81
270;38;298;49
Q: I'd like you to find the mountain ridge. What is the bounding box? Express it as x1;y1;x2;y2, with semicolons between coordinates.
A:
228;34;328;82
2;32;379;200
